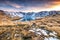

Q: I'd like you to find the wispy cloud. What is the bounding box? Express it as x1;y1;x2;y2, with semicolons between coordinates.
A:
5;1;23;8
0;0;60;12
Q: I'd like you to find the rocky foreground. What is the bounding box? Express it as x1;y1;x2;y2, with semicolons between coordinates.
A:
0;24;59;40
0;10;60;40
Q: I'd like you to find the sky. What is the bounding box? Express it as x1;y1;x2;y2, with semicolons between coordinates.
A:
0;0;60;12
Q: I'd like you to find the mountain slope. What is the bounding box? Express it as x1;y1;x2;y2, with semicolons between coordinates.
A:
17;14;60;36
34;14;60;36
0;10;15;26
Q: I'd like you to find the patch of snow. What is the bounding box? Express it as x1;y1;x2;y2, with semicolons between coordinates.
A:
40;29;48;36
29;28;59;40
44;37;59;40
29;30;35;32
36;32;41;35
44;37;49;40
53;31;57;35
49;33;57;37
36;29;41;31
49;37;59;40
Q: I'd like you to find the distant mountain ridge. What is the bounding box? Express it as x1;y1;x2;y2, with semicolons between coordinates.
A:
1;10;60;21
5;11;60;17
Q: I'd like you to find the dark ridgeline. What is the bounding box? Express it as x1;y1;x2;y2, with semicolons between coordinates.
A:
0;10;7;15
0;10;11;19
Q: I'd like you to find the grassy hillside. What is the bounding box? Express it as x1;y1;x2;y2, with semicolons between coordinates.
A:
0;14;60;40
0;10;15;26
17;14;60;36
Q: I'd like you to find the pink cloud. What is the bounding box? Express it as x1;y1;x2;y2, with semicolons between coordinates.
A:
5;1;23;8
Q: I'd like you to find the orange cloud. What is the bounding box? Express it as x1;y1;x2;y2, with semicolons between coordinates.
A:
48;1;60;10
3;1;60;12
23;1;60;12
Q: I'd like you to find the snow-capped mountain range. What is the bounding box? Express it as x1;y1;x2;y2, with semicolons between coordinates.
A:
4;11;60;21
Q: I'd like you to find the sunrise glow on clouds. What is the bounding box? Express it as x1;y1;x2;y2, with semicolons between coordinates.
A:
0;0;60;12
